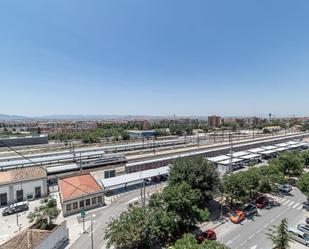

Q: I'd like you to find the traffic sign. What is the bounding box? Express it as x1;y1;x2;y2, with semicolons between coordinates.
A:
81;210;86;218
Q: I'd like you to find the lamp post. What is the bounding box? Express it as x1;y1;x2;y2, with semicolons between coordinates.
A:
91;214;96;249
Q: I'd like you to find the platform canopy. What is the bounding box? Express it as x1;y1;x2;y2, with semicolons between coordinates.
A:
100;166;170;190
217;158;245;165
207;155;231;163
239;154;261;160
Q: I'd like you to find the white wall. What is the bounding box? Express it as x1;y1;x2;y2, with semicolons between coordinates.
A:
35;221;69;249
0;178;47;204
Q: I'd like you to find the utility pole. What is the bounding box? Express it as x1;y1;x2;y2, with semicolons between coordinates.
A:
90;214;96;249
229;132;233;173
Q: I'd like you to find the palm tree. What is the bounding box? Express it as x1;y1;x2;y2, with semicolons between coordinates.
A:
266;218;291;249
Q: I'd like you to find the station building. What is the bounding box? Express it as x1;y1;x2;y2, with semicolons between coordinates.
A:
58;173;105;217
0;166;48;206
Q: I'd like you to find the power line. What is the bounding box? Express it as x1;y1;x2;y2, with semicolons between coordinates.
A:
0;140;93;195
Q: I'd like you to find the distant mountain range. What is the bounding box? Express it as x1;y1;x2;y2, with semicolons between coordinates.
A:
0;114;197;121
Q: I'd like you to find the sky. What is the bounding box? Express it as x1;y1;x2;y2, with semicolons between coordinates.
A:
1;0;309;117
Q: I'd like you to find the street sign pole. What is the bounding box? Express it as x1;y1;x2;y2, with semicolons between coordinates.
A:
81;210;86;233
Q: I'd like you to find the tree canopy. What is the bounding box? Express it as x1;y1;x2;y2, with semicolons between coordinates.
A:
169;234;229;249
269;152;304;178
266;218;291;249
169;156;220;200
27;197;61;230
298;172;309;197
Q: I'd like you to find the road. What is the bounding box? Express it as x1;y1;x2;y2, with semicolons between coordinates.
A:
70;183;165;249
215;188;309;249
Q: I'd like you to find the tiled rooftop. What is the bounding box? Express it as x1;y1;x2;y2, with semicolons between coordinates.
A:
58;173;102;201
0;166;46;185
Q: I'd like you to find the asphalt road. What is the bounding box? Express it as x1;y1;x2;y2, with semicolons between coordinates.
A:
215;188;309;249
70;183;165;249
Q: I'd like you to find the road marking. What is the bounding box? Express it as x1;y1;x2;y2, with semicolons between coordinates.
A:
293;203;300;209
248;234;255;240
288;201;295;207
283;199;290;205
297;205;302;210
256;228;263;233
226;234;240;245
250;245;257;249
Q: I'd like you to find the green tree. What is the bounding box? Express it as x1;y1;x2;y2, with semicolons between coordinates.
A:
270;152;304;178
266;218;291;249
169;156;220;200
302;151;309;167
149;182;209;232
223;172;248;205
169;234;229;249
104;207;178;249
27;197;61;230
298;172;309;197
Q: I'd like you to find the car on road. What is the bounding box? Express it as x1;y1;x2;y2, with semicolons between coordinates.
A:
279;184;292;193
229;210;245;224
255;195;269;209
242;204;258;217
195;229;217;243
297;224;309;234
303;201;309;211
288;227;309;246
2;201;29;216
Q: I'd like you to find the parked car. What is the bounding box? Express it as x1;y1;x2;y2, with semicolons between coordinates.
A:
288;227;309;246
255;195;269;209
151;176;161;183
196;229;217;243
229;210;245;224
144;178;151;186
279;184;292;193
297;223;309;234
242;204;258;217
303;201;309;211
265;197;280;209
2;201;29;216
159;174;168;181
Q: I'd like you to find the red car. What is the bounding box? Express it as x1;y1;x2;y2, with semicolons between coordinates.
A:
196;229;217;243
255;195;269;209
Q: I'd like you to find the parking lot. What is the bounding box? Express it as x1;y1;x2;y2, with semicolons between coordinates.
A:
0;198;42;244
215;187;309;249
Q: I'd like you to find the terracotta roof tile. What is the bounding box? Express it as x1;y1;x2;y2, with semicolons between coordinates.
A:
59;174;102;201
0;228;50;249
0;166;46;185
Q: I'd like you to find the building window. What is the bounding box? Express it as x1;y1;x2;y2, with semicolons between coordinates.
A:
92;197;97;205
16;189;23;202
104;170;116;179
35;186;41;198
97;196;102;203
80;200;84;208
73;202;78;209
66;204;72;212
86;199;90;206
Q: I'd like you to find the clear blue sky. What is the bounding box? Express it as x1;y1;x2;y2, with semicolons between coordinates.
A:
1;0;309;117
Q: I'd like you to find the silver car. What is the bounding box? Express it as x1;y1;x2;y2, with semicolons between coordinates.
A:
288;227;309;246
298;223;309;234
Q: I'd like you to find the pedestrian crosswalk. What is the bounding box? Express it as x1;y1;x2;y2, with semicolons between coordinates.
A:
275;197;304;210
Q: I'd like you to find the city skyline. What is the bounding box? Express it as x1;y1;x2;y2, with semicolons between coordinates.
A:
1;1;309;116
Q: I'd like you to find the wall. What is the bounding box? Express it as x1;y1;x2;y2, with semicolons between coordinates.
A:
0;178;47;204
62;192;105;217
35;221;69;249
0;136;48;147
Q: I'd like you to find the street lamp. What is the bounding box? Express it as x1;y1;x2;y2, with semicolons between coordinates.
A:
91;214;96;249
